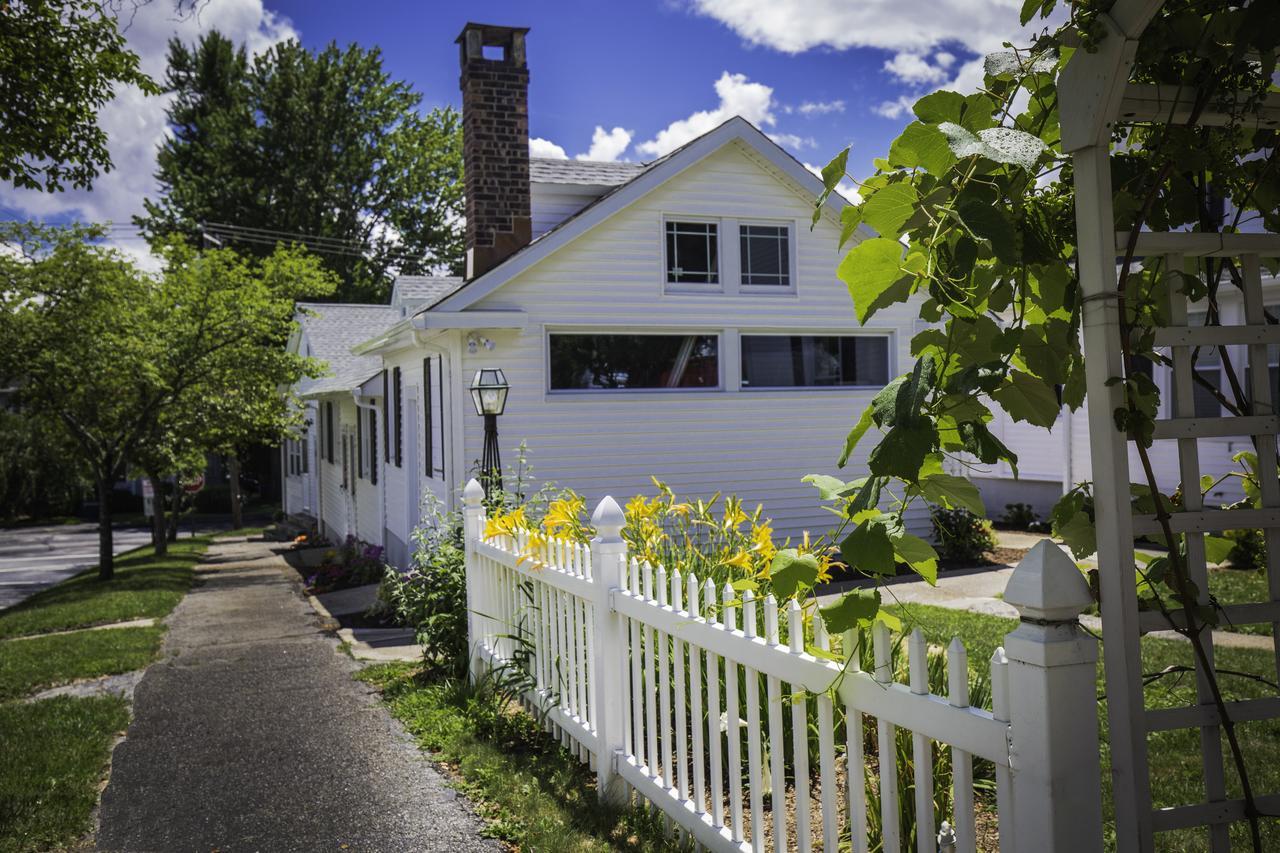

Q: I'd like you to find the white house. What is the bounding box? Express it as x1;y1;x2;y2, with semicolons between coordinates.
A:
299;21;949;566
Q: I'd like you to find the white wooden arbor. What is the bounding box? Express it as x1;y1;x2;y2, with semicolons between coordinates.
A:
1059;1;1280;849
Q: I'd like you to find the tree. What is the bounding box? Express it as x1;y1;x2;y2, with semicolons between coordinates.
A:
0;223;334;577
794;1;1277;847
137;32;465;303
0;0;157;192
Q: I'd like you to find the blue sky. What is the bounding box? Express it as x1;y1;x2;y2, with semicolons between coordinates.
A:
0;0;1036;260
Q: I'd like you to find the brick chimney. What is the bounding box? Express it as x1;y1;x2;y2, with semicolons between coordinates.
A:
456;23;532;279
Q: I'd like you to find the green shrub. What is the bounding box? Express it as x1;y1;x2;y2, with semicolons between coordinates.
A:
931;508;996;563
1226;528;1265;571
379;494;468;676
998;502;1038;530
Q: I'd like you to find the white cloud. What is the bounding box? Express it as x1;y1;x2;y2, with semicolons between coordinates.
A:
935;51;956;68
686;0;1025;57
529;138;569;159
767;132;814;151
872;96;917;120
576;126;633;162
883;52;950;86
797;99;845;116
0;0;295;232
635;71;776;158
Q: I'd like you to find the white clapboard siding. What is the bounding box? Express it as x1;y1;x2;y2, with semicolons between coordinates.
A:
458;141;930;539
531;184;608;239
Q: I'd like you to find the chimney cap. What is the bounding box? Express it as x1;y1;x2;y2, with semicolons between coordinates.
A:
455;22;530;45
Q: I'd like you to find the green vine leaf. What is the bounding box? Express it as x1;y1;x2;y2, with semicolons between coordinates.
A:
888;122;956;176
891;531;939;585
990;370;1060;427
837;404;876;468
868;418;936;481
862;183;919;238
919;472;985;516
819;588;881;634
840;520;896;575
769;549;821;600
836;237;912;323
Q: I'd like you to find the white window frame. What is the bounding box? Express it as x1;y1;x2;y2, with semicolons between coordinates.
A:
662;217;722;294
544;327;724;395
737;330;896;392
737;219;798;296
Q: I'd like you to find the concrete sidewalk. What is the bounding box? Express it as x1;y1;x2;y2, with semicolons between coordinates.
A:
95;535;495;853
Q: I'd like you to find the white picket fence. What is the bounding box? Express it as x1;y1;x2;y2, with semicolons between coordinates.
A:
461;479;1106;852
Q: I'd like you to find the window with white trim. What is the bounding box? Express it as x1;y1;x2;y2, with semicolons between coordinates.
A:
739;224;790;286
665;221;718;284
549;333;720;391
1171;311;1224;418
740;335;890;388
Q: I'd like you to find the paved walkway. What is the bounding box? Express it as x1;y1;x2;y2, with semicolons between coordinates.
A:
0;523;154;609
96;535;495;853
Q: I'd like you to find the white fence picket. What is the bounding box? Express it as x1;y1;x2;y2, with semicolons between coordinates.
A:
461;485;1103;853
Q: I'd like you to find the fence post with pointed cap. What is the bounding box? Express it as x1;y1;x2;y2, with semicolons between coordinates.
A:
1002;539;1104;851
463;478;487;682
590;495;629;806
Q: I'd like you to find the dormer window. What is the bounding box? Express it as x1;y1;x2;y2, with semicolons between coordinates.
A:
665;221;719;284
740;224;790;286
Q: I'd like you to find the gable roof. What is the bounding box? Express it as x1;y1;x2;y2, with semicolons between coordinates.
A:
529;157;649;186
419;116;856;316
295;303;399;397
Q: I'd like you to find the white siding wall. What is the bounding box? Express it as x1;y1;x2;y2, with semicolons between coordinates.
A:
318;397;348;540
460;142;929;539
531;185;606;239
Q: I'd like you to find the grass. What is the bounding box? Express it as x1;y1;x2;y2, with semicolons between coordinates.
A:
0;696;129;853
0;627;165;701
0;535;212;852
358;665;679;852
889;602;1280;851
0;536;209;640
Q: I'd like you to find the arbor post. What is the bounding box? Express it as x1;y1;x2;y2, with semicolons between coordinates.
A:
1002;540;1104;852
589;495;629;807
462;478;487;681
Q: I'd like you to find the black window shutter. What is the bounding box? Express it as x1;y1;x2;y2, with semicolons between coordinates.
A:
437;354;446;482
382;370;390;464
356;410;364;479
393;366;403;468
369;410;378;486
326;402;335;462
423;358;434;480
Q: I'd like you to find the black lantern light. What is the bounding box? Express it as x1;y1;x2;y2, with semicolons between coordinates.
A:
469;368;509;496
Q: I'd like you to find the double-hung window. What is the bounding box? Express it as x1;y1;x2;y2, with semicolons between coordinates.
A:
740;224;790;287
665;221;718;285
549;333;720;391
740;335;890;388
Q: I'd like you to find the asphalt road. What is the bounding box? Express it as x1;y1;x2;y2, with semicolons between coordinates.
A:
0;522;155;610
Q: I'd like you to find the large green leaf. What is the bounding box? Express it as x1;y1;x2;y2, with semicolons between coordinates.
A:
819;588;882;634
957;201;1018;264
889;122;956;176
813;148;850;224
991;370;1061;428
891;532;939;585
1057;510;1096;559
802;474;856;501
769;549;821;599
838;404;876;467
919;473;985;515
868;419;936;481
913;90;966;125
837;237;911;323
841;520;896;575
938;123;1047;171
862;183;919;239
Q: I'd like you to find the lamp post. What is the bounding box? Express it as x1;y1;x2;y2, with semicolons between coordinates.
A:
469;368;509;499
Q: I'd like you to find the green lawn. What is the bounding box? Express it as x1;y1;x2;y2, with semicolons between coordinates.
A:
0;535;212;852
0;696;129;853
891;602;1280;851
0;627;165;701
1207;567;1273;636
358;666;675;852
0;537;208;640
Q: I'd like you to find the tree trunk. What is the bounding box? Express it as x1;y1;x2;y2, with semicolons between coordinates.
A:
167;481;180;542
228;454;243;530
149;474;168;557
97;472;114;581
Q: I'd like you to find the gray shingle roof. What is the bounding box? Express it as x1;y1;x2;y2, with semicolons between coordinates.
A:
295;303;399;397
391;275;465;306
529;157;649;186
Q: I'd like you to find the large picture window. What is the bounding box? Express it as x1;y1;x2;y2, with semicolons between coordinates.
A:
550;333;719;391
740;224;790;286
740;335;890;388
665;221;718;284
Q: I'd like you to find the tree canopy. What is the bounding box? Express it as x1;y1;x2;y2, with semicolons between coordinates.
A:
0;0;156;192
136;31;465;303
0;223;335;577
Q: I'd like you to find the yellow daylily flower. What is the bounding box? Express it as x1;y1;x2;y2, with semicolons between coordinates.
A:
721;550;753;571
